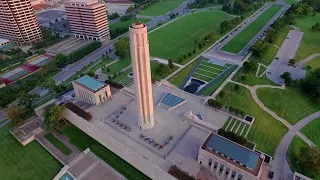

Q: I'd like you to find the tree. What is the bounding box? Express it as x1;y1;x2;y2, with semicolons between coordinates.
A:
27;50;33;56
299;146;320;173
168;59;174;69
251;40;268;58
301;68;320;100
18;93;40;110
5;105;24;124
265;28;277;43
53;54;67;65
114;38;130;59
288;58;296;66
312;22;320;31
42;104;66;129
234;84;240;91
243;61;257;72
280;72;293;85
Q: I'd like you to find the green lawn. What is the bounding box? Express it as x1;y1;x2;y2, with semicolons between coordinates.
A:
195;69;218;78
138;0;185;16
304;56;320;70
111;68;132;83
150;61;179;81
217;83;288;155
63;125;150;180
0;124;62;179
103;57;131;75
149;10;233;63
201;65;237;96
284;0;296;4
192;73;212;82
109;18;150;31
44;133;72;156
256;87;320;125
288;136;308;174
221;5;282;54
232;68;276;86
169;58;201;87
295;13;320;61
301;117;320;147
273;27;291;47
90;58;114;73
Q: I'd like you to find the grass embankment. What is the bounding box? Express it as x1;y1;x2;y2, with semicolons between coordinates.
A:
295;13;320;61
221;5;282;54
44;133;72;155
138;0;185;16
0;124;62;179
217;83;288;156
301;117;320;147
149;10;233;63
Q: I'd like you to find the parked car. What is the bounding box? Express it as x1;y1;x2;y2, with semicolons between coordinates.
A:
275;57;279;60
268;171;274;179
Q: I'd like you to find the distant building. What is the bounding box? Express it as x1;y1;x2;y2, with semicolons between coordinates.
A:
0;0;42;45
293;172;313;180
65;0;110;42
72;75;112;105
31;0;46;11
198;133;264;180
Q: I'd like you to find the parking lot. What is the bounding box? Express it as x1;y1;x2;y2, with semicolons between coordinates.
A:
36;9;67;25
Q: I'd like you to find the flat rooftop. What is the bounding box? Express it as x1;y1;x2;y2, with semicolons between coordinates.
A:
74;75;106;92
202;133;263;176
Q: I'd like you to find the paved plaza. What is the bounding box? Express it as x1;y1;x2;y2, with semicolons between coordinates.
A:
267;27;306;84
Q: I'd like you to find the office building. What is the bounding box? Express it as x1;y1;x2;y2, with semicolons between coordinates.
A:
72;75;112;105
65;0;110;42
0;0;42;45
129;22;155;130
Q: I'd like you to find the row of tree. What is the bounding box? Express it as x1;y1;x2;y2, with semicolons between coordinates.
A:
222;0;263;15
220;17;242;34
187;0;220;9
53;41;102;66
108;12;120;20
32;28;63;49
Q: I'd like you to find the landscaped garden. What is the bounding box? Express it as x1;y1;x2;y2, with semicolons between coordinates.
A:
301;117;320;147
0;124;62;179
256;87;320;125
221;5;282;54
138;0;185;16
148;10;234;63
216;83;288;156
63;125;150;180
295;13;320;61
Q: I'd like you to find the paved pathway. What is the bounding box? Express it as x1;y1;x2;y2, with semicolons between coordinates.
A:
151;56;183;68
297;53;320;68
271;111;320;180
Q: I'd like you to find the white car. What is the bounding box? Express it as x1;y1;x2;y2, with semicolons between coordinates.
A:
64;68;69;71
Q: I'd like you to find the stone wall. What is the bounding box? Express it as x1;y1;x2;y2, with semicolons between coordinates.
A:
63;109;177;180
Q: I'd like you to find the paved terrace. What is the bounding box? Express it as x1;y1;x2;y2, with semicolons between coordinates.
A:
63;81;229;178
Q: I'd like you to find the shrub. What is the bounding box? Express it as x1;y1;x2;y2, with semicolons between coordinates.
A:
65;102;92;120
219;91;225;98
217;129;248;146
234;108;240;115
234;84;240;91
207;99;223;109
229;106;235;112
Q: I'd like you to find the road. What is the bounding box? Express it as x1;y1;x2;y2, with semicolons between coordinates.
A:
271;111;320;180
206;2;289;62
54;0;194;84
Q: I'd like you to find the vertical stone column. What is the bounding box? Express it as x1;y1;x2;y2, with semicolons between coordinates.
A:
129;22;155;130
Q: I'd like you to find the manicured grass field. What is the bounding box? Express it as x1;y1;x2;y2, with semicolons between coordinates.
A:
44;133;72;155
169;58;201;87
195;69;218;78
103;57;131;75
273;27;291;47
221;5;282;54
232;68;276;86
304;56;320;70
217;83;288;156
111;68;132;83
0;125;62;179
288;136;309;174
295;13;320;61
301;117;320;147
63;125;150;180
198;65;224;73
138;0;185;16
256;87;320;125
192;73;212;82
109;18;150;31
201;65;237;96
223;118;250;137
148;10;233;63
150;61;179;81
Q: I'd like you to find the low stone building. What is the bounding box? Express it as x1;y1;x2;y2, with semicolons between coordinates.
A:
198;133;264;180
72;75;112;105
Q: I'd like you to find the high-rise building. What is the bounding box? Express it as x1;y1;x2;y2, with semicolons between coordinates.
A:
0;0;42;45
129;22;155;130
65;0;110;42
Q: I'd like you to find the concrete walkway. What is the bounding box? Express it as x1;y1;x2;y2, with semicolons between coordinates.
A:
271;111;320;180
297;53;320;68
